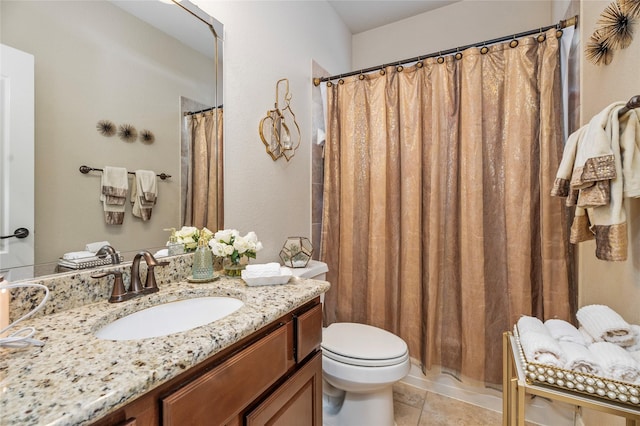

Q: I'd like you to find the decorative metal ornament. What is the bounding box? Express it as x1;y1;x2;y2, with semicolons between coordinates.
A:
258;78;300;161
279;237;313;268
96;120;116;137
597;1;635;49
585;29;615;65
139;129;155;144
117;124;138;142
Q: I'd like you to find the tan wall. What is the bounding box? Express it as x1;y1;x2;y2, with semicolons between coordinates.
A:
579;1;640;325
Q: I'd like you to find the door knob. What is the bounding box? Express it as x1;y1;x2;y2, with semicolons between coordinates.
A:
0;228;29;239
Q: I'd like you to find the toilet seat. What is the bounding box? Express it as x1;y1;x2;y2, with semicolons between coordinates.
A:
321;322;408;367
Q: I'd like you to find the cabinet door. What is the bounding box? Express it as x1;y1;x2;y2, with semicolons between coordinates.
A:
295;304;323;363
163;324;291;425
245;351;322;426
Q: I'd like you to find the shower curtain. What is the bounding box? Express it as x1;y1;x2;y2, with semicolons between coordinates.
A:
185;109;224;230
320;28;572;385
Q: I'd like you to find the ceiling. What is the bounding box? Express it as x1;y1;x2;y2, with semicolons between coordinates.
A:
328;0;461;34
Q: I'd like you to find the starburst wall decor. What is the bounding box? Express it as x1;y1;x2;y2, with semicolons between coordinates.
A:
587;0;640;65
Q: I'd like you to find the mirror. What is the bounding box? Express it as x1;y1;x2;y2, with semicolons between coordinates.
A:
0;0;223;280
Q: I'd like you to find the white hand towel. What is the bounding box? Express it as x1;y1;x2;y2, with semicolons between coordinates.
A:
579;326;602;344
559;341;602;375
244;262;282;278
517;315;551;337
131;170;157;221
545;319;587;346
576;304;634;346
589;341;640;383
100;166;128;225
518;330;566;368
62;251;96;261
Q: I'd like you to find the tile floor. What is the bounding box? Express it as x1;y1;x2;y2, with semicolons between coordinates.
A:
393;382;538;426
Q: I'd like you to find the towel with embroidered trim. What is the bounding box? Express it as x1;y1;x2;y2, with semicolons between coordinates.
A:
131;170;157;221
100;166;128;225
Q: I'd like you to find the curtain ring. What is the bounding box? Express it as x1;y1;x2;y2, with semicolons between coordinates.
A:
380;66;386;76
338;75;344;85
437;52;445;64
358;72;365;80
537;28;546;43
454;48;462;60
556;28;563;39
396;62;404;72
416;56;423;68
327;81;333;87
480;45;489;54
509;36;519;48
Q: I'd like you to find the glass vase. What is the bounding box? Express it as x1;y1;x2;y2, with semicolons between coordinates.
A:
223;257;247;277
192;244;214;280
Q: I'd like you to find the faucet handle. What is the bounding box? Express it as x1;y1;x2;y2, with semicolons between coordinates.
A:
91;271;129;303
144;260;170;293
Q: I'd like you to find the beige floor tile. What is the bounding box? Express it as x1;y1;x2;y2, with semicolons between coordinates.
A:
393;382;428;409
394;400;423;426
417;392;502;426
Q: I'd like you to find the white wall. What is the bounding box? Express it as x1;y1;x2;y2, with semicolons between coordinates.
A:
352;0;555;70
195;1;351;262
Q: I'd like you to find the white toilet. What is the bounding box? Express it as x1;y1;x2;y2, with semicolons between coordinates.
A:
290;261;411;426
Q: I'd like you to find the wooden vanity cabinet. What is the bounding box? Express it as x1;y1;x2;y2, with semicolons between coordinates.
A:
92;298;323;426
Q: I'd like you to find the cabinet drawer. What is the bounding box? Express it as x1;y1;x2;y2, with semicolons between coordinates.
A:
295;304;323;363
245;351;322;426
162;323;291;425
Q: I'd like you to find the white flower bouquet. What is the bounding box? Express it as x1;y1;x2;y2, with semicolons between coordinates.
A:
173;226;214;252
209;229;263;266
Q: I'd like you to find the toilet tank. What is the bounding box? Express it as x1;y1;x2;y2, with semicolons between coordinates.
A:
288;260;328;280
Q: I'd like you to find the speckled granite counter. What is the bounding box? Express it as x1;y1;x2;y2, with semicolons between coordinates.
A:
0;275;329;425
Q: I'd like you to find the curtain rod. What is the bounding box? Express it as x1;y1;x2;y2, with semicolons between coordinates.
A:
183;105;223;116
313;15;578;86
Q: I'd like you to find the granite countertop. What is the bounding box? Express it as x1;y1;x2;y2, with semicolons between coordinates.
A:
0;275;329;426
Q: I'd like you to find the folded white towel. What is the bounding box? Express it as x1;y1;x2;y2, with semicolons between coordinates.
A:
244;262;282;278
62;251;96;260
579;326;602;344
576;304;634;346
131;170;157;221
518;331;566;368
100;166;128;225
545;319;587;346
85;241;111;252
517;315;551;337
559;341;602;375
589;341;640;383
153;248;169;258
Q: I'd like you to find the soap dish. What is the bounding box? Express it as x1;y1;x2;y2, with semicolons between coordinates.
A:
187;274;219;283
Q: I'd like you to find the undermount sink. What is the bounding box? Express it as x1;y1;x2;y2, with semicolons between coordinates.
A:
95;297;244;341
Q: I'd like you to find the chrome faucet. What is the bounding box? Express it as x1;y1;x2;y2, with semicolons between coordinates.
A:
130;251;170;295
96;244;120;265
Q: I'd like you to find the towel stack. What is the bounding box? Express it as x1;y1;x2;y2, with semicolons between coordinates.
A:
243;262;282;279
131;170;157;221
516;316;566;368
100;166;128;225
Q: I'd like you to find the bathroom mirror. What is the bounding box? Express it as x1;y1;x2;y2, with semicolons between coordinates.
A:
0;0;223;280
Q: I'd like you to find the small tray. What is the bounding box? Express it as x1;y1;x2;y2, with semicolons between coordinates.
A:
187;274;219;283
241;268;293;286
514;326;640;406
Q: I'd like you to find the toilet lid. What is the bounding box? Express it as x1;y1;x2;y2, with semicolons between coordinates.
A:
321;323;408;366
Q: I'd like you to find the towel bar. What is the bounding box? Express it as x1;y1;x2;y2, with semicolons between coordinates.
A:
79;165;171;180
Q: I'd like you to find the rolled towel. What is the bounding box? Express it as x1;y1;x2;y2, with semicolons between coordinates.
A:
576;304;634;346
517;315;551;337
559;341;602;375
579;326;602;344
518;331;566;368
545;319;587;346
625;325;640;352
589;342;640;383
630;351;640;364
244;262;282;278
85;241;111;252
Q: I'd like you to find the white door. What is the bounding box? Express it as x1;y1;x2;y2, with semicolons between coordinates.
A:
0;44;35;279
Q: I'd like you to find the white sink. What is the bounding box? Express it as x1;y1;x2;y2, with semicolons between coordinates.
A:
95;296;244;341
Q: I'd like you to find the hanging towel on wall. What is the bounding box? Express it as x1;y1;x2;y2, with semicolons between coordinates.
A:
551;103;640;261
131;170;157;221
100;166;128;225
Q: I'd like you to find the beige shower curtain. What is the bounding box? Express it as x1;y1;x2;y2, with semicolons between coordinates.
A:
185;109;224;230
321;29;572;385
